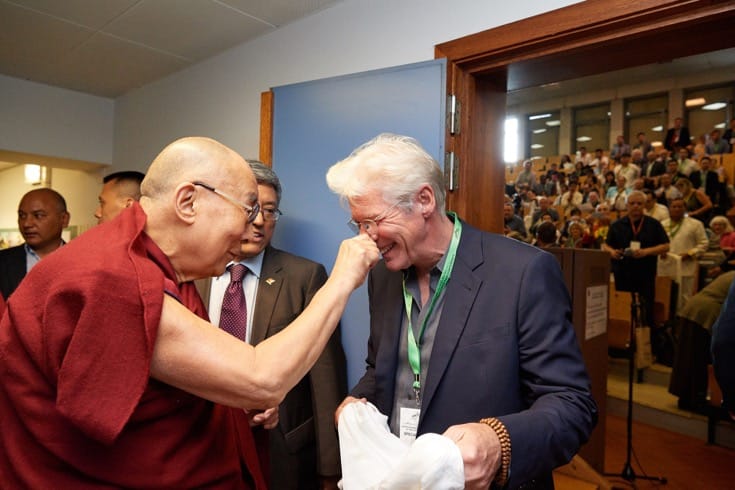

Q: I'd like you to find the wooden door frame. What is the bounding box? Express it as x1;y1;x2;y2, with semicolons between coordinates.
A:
435;0;735;233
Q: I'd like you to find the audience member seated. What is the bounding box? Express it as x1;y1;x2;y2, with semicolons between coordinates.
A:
669;271;735;413
554;179;583;210
589;148;609;174
534;221;559;248
561;221;594;249
610;135;631;160
631;148;646;167
665;159;685;185
642;189;670;222
641;150;667;189
514;159;536;193
634;131;653;157
607;175;630;212
589;210;611;249
561;153;576;172
530;197;559;234
675;147;698;177
655;173;682;205
710;215;735;256
579;190;601;214
659;197;709;312
613;152;640;188
503;202;527;239
602;170;617;196
706;128;731;155
675;177;713;224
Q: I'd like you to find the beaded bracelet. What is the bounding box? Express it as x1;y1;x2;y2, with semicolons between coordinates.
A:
479;417;511;487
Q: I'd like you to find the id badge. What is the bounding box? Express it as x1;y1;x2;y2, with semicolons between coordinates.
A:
399;406;420;443
630;241;641;251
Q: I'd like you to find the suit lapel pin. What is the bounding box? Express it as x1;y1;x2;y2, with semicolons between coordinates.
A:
265;278;276;285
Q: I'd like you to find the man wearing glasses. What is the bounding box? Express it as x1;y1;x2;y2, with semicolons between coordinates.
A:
198;161;346;490
329;133;596;489
0;137;378;488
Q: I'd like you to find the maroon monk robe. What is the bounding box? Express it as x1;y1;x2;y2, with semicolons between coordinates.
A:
0;203;266;489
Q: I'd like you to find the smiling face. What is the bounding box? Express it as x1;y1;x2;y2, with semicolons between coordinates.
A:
349;191;420;272
238;183;277;259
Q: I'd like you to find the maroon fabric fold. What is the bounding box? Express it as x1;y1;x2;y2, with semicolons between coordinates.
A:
0;203;265;489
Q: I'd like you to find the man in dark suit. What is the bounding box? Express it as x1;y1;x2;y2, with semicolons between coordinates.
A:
689;155;727;212
664;117;691;152
328;134;597;489
0;188;69;301
198;161;346;490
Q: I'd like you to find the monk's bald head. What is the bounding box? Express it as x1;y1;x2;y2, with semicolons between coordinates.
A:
139;137;259;282
141;137;254;200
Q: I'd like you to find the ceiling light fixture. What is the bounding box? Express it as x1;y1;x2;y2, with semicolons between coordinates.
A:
685;97;706;107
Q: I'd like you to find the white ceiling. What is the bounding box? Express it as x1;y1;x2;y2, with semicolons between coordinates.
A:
0;0;341;98
1;1;733;102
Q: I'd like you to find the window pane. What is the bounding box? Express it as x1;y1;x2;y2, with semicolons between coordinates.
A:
527;111;560;158
685;84;734;148
573;103;610;154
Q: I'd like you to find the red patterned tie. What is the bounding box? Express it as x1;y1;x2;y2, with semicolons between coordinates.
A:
220;264;248;340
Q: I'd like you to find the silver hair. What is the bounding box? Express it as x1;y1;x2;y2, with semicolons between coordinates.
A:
326;133;446;211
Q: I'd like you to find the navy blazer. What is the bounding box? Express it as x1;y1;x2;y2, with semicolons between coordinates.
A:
0;245;27;301
351;220;597;489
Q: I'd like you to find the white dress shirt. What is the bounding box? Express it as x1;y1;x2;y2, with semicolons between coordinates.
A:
208;251;265;344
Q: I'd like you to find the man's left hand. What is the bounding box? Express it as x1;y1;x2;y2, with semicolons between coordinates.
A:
443;422;501;490
319;475;340;490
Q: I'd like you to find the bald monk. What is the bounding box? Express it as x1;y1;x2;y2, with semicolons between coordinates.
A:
0;188;70;301
95;170;145;224
0;137;379;488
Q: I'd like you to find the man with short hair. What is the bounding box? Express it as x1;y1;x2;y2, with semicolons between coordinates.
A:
613;152;640;188
641;150;667;189
642;189;670;222
514;159;537;193
603;190;670;327
0;137;379;488
95;170;145;224
198;161;346;490
635;131;653;156
0;188;70;301
657;167;684;205
503;202;527;239
689;155;724;210
659;197;709;312
676;148;698;177
706;129;731;155
329;133;596;489
610;135;631;160
665;117;691;152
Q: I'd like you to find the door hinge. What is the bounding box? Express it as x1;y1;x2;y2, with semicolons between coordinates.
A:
447;94;460;135
444;152;459;191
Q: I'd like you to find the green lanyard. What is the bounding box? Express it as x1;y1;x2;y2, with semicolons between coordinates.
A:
402;212;462;405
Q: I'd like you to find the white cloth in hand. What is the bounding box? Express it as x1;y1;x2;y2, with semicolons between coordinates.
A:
338;401;464;489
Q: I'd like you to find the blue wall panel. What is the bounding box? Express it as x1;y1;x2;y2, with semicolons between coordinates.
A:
272;59;446;388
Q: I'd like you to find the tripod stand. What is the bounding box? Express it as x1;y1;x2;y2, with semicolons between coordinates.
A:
605;291;667;487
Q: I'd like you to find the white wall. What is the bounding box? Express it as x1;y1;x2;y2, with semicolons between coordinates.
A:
113;0;579;170
0;74;114;164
